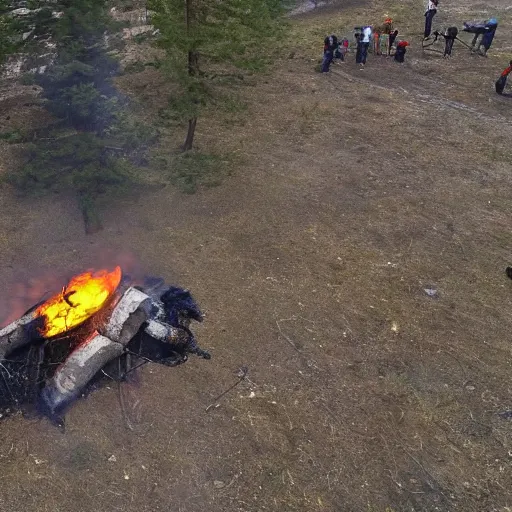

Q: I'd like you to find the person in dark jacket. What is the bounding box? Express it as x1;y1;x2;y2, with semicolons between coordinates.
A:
424;0;439;38
354;32;362;65
321;35;337;72
333;36;344;61
388;29;398;55
443;26;458;57
394;41;409;63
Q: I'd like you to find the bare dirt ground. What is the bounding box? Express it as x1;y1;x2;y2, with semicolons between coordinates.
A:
1;0;512;511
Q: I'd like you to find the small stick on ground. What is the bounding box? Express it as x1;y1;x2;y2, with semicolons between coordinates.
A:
276;316;321;370
276;318;302;353
118;381;135;431
205;366;248;412
404;448;450;501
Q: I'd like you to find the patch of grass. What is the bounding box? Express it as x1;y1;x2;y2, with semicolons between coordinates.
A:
236;57;270;72
153;150;231;194
144;60;161;69
123;61;146;74
211;93;249;127
297;101;332;134
0;130;25;143
485;146;512;165
19;73;37;86
220;95;248;114
113;0;140;11
133;32;153;44
157;95;195;126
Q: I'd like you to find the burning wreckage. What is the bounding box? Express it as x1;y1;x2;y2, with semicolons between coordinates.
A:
0;267;210;424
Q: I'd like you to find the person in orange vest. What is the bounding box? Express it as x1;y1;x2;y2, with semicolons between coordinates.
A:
373;30;381;55
496;60;512;94
383;17;393;34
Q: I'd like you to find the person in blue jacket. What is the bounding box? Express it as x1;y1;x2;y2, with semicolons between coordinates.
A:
474;18;498;56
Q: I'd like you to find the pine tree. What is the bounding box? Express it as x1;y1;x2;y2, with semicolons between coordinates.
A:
0;1;20;63
34;0;120;131
3;1;156;234
148;0;285;151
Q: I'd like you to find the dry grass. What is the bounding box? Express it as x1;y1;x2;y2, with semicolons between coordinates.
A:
1;0;512;511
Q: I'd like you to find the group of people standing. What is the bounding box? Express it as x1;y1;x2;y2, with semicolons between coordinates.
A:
354;25;408;67
320;1;509;95
321;18;408;73
424;0;460;58
321;35;348;72
424;0;499;57
423;0;508;93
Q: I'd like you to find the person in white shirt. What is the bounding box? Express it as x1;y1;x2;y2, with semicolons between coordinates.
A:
358;26;372;66
424;0;439;38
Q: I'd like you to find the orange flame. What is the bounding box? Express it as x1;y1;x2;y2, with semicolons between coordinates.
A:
36;267;122;338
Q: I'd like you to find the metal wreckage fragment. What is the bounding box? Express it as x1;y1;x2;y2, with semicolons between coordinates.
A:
0;277;210;424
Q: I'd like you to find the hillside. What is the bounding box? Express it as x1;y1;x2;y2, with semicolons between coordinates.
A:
0;0;512;511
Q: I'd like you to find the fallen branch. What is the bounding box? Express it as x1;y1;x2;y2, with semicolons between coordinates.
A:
205;366;248;412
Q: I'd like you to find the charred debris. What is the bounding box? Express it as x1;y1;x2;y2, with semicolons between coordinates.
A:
0;269;210;427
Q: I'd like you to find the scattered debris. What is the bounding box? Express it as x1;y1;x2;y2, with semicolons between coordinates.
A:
424;287;439;298
108;455;117;462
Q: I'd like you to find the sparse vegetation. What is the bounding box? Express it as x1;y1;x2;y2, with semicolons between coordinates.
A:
148;0;287;151
152;150;228;194
0;129;24;143
1;0;156;233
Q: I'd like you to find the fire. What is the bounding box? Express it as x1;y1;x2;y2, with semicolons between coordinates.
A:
36;267;122;338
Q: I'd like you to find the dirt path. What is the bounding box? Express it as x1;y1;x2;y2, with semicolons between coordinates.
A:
1;1;512;511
